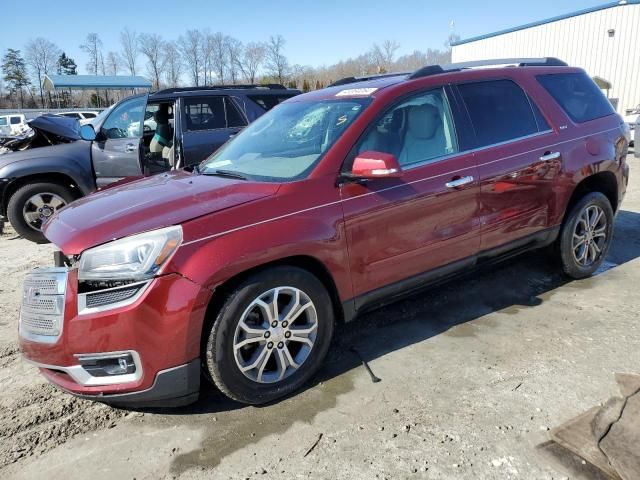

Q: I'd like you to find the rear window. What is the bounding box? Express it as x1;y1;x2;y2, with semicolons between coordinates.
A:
537;72;615;123
248;94;295;111
458;79;542;147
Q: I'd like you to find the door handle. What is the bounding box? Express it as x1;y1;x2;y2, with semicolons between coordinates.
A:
125;143;137;153
445;175;474;188
539;151;560;161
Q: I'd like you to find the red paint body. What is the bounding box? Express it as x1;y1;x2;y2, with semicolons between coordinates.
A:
21;66;629;402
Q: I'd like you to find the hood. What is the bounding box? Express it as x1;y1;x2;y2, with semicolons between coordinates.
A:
28;114;81;140
0;140;89;170
43;170;279;254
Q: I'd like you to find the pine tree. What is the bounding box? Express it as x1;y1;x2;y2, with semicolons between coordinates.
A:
57;52;78;75
2;49;30;108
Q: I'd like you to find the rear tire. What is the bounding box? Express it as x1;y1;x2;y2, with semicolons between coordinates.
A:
557;192;614;279
204;266;334;405
6;182;75;243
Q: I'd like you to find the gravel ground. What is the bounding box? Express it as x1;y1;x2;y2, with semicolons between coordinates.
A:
0;154;638;479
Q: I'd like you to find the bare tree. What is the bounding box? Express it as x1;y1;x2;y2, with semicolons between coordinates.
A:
265;35;288;84
201;30;214;85
119;27;139;75
106;51;121;76
178;29;201;86
210;32;228;83
139;33;166;90
80;33;102;75
164;41;182;88
238;41;265;83
25;37;60;107
371;39;400;72
226;37;243;84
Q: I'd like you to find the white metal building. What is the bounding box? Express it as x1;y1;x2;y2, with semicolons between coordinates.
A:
451;1;640;114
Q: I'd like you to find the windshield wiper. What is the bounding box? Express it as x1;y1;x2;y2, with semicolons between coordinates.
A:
203;169;248;180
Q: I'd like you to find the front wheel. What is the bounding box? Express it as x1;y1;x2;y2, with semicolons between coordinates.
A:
557;192;614;279
204;266;335;404
6;182;75;243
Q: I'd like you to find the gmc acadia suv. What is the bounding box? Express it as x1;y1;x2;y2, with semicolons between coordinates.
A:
19;58;629;407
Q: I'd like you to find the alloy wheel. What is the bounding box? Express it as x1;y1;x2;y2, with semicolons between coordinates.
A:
572;204;607;267
22;193;67;231
233;286;318;384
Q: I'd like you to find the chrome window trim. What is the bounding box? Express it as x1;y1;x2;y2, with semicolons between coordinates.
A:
24;350;143;386
77;280;152;316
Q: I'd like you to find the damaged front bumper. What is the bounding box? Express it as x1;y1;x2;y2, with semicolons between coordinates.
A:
19;266;210;407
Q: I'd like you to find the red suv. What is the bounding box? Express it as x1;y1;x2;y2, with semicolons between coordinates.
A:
19;58;629;407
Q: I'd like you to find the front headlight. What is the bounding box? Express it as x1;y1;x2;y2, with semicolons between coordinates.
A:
78;226;183;281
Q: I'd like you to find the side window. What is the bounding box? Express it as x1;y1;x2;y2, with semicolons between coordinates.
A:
225;97;248;128
528;95;550;131
537;72;615;123
0;118;7;126
10;117;22;125
101;96;145;139
356;88;458;168
83;112;97;119
458;79;539;147
184;97;226;131
247;94;295;111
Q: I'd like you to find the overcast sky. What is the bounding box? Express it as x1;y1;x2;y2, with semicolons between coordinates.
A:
1;0;607;74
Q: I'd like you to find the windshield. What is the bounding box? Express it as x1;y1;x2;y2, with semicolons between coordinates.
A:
201;98;370;181
88;106;113;128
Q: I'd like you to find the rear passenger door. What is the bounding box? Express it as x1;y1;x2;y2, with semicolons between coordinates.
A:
455;79;561;251
180;96;248;166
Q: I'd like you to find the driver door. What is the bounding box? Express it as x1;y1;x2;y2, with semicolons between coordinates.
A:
92;95;147;187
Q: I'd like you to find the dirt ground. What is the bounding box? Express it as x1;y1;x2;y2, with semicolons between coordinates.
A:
1;154;639;480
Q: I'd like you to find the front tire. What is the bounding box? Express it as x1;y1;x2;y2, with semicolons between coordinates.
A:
558;192;614;279
204;266;334;404
6;182;75;244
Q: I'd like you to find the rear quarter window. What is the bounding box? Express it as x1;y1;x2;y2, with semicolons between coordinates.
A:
537;72;615;123
10;117;22;124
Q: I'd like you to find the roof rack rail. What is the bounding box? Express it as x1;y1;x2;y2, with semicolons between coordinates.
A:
328;72;410;88
154;83;288;95
408;57;567;80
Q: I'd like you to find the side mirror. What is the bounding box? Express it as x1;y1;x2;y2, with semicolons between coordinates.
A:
350;151;401;179
79;124;96;141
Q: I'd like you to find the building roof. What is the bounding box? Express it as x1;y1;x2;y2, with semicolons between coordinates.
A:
43;74;152;91
452;0;640;46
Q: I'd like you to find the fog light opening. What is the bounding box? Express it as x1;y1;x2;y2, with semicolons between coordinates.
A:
78;353;137;377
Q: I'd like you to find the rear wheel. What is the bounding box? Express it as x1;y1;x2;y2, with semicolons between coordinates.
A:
204;266;334;404
557;192;614;279
6;182;75;243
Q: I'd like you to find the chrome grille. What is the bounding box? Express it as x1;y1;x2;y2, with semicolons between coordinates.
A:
20;268;68;342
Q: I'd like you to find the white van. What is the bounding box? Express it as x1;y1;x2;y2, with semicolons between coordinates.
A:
0;114;27;137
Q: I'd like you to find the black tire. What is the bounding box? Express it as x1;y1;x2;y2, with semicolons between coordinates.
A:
204;266;335;404
557;192;614;279
6;182;75;244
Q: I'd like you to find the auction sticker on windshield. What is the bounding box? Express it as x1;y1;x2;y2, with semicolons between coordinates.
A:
335;88;378;97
